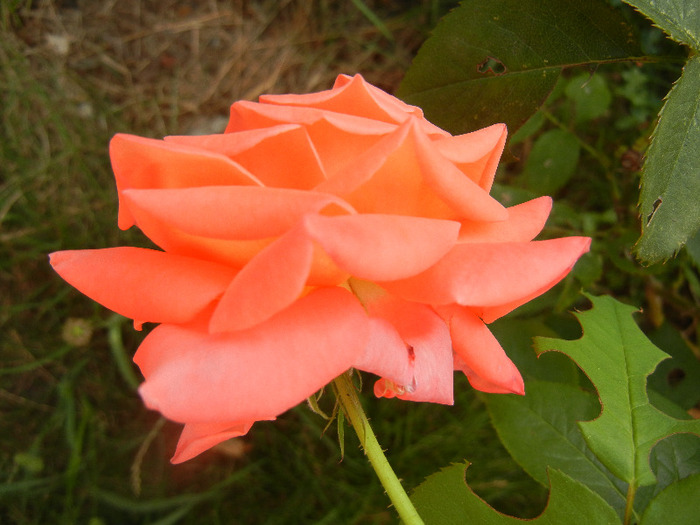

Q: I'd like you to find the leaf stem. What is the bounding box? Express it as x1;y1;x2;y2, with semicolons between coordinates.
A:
624;482;636;525
333;372;425;525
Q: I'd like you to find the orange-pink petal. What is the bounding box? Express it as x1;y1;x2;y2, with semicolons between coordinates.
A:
433;124;507;191
353;317;415;388
110;134;262;230
165;125;327;189
123;186;353;241
441;306;524;395
381;237;592;309
412;123;508;221
209;227;314;332
304;214;460;281
458;196;553;243
135;287;368;423
171;420;257;464
49;247;235;324
365;295;453;404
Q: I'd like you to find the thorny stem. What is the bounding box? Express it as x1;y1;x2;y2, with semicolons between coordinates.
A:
333;372;425;525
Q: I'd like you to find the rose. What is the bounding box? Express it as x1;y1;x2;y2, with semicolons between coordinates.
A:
50;74;590;463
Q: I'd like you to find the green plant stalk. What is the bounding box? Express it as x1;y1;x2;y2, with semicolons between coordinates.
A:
333;372;425;525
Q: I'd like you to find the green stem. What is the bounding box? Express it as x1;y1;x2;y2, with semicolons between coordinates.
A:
333;372;425;525
624;482;637;525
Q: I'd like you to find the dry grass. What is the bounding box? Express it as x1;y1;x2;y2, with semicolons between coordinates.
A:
10;0;426;136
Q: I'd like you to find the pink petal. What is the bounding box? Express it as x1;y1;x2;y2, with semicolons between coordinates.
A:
110;134;261;230
165;125;326;189
304;214;460;281
227;101;394;178
123;186;353;240
381;237;592;312
434;124;507;191
365;295;453;404
458;197;553;243
209;227;314;332
441;306;524;395
49;248;235;324
353;317;415;388
412;123;508;221
318;120;506;221
135;287;369;423
126;203;272;269
171;420;257;464
262;74;448;138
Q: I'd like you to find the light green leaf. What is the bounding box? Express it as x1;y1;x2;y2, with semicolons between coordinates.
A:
636;54;700;263
565;73;612;123
397;0;643;135
622;0;700;50
410;465;619;524
640;473;700;525
536;295;700;487
523;129;581;195
486;381;628;518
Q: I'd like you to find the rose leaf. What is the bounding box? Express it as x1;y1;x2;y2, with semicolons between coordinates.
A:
397;0;644;135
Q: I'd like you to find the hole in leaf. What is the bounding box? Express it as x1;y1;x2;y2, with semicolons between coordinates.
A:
646;197;662;225
477;56;506;76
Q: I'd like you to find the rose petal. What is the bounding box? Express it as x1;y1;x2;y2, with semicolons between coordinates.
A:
123;186;354;241
441;306;524;395
227;101;394;178
412;123;508;221
434;124;507;191
365;295;453;404
124;202;272;269
317;120;507;221
304;214;460;281
171;420;257;464
49;247;235;324
135;287;369;423
209;227;314;332
353;317;415;389
110;134;262;230
381;237;592;311
261;74;449;138
458;197;553;243
165;125;326;189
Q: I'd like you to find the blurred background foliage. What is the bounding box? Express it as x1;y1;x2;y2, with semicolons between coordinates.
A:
1;1;698;524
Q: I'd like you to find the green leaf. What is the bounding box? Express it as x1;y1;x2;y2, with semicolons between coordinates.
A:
489;319;580;385
622;0;700;50
410;465;619;524
485;381;628;517
565;73;612;123
685;227;700;266
640;473;700;525
536;295;700;487
397;0;643;135
523;129;581;195
647;322;700;410
636;54;700;263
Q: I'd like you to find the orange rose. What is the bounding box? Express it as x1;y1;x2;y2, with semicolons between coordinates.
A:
50;74;590;463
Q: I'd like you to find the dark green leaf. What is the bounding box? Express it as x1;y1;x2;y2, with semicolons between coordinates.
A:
398;0;643;135
635;54;700;263
486;381;628;517
523;129;581;195
536;295;700;487
640;473;700;525
410;465;619;524
489;319;580;385
647;322;700;410
622;0;700;50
